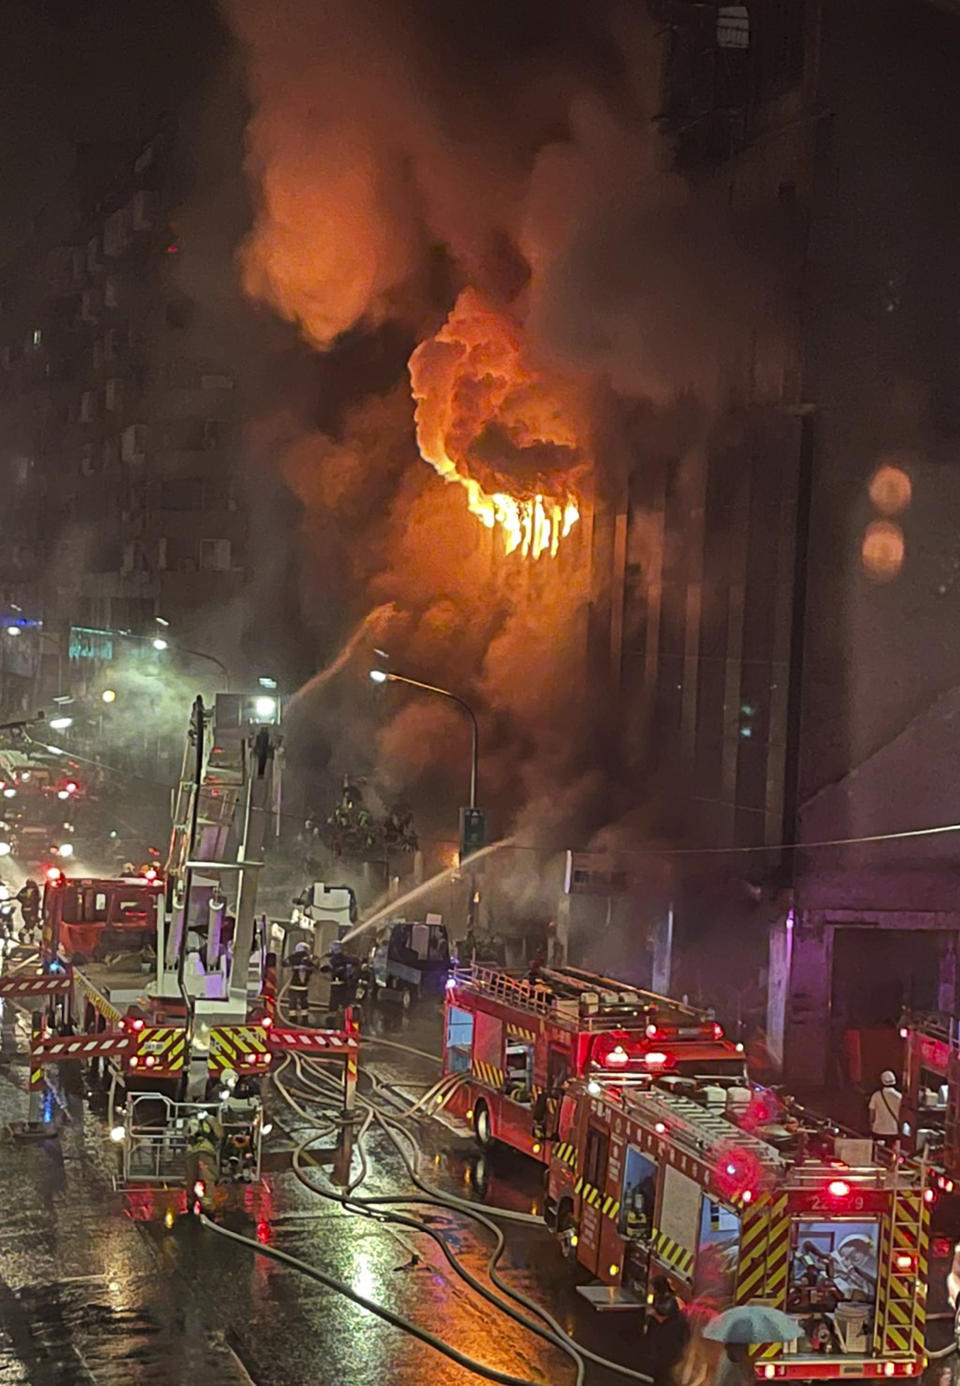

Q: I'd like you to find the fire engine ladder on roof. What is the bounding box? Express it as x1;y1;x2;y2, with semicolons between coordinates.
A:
623;1088;787;1176
550;965;709;1022
876;1162;926;1360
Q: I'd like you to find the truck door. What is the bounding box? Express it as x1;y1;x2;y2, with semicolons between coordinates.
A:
579;1122;610;1275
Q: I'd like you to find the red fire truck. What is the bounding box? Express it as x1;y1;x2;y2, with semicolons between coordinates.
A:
546;1077;929;1378
41;869;164;964
0;693;360;1209
442;962;747;1161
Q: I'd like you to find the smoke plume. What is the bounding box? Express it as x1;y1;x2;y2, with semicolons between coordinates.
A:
220;0;786;862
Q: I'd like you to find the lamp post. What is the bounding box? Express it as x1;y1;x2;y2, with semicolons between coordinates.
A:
369;668;478;808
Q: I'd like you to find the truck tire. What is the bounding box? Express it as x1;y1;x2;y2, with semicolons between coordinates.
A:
474;1101;495;1150
401;984;415;1012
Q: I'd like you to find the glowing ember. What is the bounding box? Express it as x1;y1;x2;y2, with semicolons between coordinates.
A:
409;289;584;558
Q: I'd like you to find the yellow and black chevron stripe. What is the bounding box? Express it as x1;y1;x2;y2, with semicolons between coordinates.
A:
136;1026;186;1071
505;1024;538;1043
652;1227;695;1279
209;1024;270;1072
574;1177;620;1222
471;1060;505;1089
75;973;124;1025
554;1140;578;1170
29;1065;43;1090
879;1190;927;1359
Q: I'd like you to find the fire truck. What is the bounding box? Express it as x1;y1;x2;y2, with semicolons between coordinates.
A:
0;691;359;1207
546;1077;929;1377
443;962;747;1161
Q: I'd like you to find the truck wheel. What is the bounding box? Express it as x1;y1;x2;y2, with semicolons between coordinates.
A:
474;1101;495;1150
401;984;415;1012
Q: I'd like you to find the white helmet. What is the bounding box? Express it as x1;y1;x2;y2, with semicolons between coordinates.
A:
220;1067;239;1090
881;1070;898;1087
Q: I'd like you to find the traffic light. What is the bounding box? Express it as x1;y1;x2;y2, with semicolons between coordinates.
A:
459;807;486;861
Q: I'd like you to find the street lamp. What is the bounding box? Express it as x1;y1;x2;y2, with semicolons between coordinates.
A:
369;667;478;808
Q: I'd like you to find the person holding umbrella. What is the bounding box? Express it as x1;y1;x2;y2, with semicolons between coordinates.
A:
704;1305;800;1386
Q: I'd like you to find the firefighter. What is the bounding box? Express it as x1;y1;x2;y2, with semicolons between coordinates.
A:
218;1068;260;1182
185;1110;222;1214
16;878;40;936
283;940;319;1023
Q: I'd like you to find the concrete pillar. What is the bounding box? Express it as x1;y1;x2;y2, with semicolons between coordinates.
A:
781;913;832;1088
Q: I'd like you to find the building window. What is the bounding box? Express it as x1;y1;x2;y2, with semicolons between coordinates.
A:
199;538;231;572
79;390;97;423
104;277;120;309
32;329;42;348
104;378;122;412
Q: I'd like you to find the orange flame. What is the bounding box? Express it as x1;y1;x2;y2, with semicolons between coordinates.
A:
409;289;583;559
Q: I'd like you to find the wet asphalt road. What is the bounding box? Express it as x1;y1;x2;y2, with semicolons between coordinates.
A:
0;998;646;1386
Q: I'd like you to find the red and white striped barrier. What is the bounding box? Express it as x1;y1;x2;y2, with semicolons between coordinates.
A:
31;1032;132;1063
0;973;71;998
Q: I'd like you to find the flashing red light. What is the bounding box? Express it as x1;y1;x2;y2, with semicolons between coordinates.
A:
827;1179;852;1198
129;1056;139;1068
65;782;77;794
45;866;62;883
712;1022;724;1040
726;1163;737;1176
193;1180;206;1198
643;1051;668;1067
144;1055;156;1068
143;868;158;882
646;1024;661;1039
924;1188;936;1204
741;1189;753;1204
894;1253;916;1272
127;1018;145;1032
261;1015;273;1029
256;1219;271;1244
946;1180;955;1194
605;1045;630;1067
898;1026;909;1040
654;1122;667;1135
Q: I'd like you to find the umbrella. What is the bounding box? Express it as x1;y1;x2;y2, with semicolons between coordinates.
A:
703;1305;800;1345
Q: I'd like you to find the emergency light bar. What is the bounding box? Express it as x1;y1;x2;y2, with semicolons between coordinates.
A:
645;1020;725;1041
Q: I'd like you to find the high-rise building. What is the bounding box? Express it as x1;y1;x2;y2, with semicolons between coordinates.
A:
0;121;244;713
590;0;960;1082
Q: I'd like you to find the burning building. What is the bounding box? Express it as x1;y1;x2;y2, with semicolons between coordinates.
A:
223;0;960;1084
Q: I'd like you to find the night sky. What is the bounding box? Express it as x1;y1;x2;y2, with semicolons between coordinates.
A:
0;0;225;256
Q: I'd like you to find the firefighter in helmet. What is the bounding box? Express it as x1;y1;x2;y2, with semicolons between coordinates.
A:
185;1109;222;1214
283;939;320;1023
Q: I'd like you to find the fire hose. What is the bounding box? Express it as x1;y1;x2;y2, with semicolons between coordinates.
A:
284;1052;653;1383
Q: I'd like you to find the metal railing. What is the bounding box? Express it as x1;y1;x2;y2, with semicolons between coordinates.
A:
117;1093;263;1189
119;1093;209;1185
456;964;654;1030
